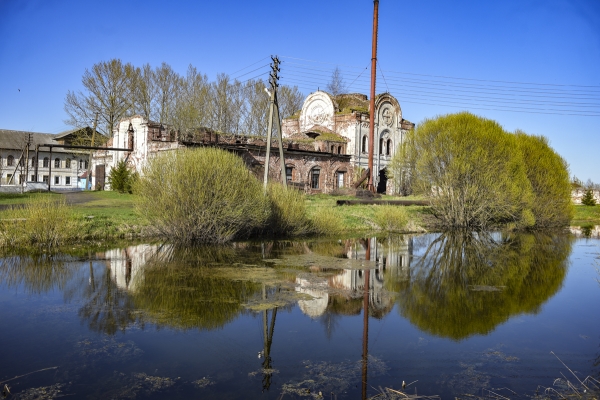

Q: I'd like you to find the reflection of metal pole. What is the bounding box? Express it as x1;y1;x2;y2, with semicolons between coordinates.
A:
362;240;371;399
361;271;370;399
261;284;278;392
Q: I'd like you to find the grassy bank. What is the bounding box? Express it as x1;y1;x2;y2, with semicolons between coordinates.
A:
571;204;600;227
1;191;596;249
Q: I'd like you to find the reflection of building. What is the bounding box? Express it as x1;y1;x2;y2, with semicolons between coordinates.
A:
102;244;160;291
296;237;414;319
295;278;329;319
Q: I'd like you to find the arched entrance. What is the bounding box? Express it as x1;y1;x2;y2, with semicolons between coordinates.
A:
377;168;387;194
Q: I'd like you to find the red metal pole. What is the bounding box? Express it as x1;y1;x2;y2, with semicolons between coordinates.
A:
367;0;379;192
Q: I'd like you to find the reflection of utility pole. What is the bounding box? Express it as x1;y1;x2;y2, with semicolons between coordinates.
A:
85;113;99;191
361;239;371;400
261;284;278;392
263;56;287;190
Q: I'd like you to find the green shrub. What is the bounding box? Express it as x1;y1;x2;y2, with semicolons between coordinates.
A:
514;132;574;226
136;148;269;244
0;195;75;248
266;183;312;236
581;189;596;206
373;205;409;232
108;159;136;193
399;112;533;229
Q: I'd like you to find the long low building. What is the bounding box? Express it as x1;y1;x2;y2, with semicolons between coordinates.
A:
0;128;94;191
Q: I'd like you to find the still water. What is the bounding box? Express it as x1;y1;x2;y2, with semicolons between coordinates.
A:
0;232;598;399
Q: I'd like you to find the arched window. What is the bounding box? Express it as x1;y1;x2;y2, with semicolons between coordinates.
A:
386;139;392;156
362;136;367;153
7;155;14;166
54;158;60;168
310;168;321;189
286;166;293;182
66;158;71;169
43;157;49;168
338;146;342;154
331;145;335;153
379;138;384;154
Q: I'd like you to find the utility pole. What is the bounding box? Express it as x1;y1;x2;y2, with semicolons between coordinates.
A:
367;0;380;192
23;133;31;194
85;113;99;191
263;56;287;190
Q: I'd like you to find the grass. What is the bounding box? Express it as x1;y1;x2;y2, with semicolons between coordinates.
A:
305;194;429;233
3;191;593;249
571;204;600;227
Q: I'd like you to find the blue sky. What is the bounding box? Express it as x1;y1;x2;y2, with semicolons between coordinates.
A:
1;0;599;182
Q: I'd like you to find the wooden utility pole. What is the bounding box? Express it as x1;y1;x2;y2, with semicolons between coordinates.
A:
84;113;99;191
367;0;380;192
263;56;287;191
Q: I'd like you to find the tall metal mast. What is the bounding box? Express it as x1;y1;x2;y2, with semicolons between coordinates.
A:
367;0;379;191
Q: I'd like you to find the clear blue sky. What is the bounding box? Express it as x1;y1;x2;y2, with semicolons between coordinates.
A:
1;0;598;182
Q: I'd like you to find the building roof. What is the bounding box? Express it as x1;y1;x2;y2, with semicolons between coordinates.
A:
0;129;57;150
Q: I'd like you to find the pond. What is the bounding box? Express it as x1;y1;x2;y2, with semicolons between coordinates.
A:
0;232;598;399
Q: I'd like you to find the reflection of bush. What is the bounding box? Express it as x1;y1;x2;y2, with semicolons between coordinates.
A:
0;254;73;294
396;232;571;340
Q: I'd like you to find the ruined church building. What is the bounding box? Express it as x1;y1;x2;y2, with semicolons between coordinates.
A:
96;90;413;194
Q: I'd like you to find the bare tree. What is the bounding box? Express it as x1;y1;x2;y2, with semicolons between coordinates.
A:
153;62;181;125
326;66;347;96
131;63;155;120
278;85;304;119
171;65;211;134
64;59;136;137
241;79;269;136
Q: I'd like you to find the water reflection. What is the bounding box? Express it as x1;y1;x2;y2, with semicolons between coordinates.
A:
395;232;572;340
0;254;74;294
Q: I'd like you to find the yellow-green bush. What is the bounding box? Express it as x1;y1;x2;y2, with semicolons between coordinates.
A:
373;205;409;232
0;195;75;248
266;183;312;236
392;112;571;230
514;131;574;227
136;148;269;244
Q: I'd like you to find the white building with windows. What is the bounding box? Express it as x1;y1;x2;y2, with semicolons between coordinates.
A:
0;129;91;191
282;91;414;193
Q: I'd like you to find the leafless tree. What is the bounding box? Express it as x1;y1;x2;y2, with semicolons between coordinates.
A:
64;59;136;137
131;63;155;121
326;66;347;96
277;85;304;120
171;65;211;134
154;62;181;125
242;79;269;136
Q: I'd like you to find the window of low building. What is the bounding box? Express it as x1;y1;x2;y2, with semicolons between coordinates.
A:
7;155;14;166
43;158;49;168
286;166;293;182
66;158;71;168
54;158;60;168
336;171;346;188
362;136;367;153
42;175;49;183
379;138;384;154
65;176;71;185
311;168;321;189
30;175;36;181
54;176;60;185
386;139;392;156
31;157;36;167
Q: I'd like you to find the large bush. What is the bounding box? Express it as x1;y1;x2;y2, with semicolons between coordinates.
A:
397;112;534;229
136;148;269;244
514;132;574;226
